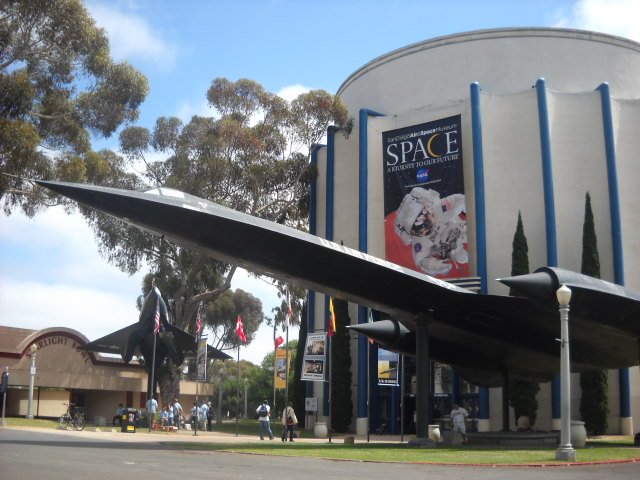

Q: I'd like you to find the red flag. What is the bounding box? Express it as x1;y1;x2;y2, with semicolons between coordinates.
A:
236;315;247;343
328;297;336;337
153;298;161;335
195;310;202;338
275;335;284;349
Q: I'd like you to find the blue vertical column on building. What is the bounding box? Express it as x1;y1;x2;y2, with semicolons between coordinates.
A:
322;127;338;417
597;82;631;423
357;109;384;421
535;78;561;422
469;82;490;423
307;144;323;401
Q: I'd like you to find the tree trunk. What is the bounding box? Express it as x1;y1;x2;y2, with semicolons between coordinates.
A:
158;359;181;407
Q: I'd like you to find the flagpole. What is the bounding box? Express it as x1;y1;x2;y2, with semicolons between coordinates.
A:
284;318;289;424
367;328;370;443
400;354;405;443
149;332;157;433
328;331;332;444
284;286;290;432
194;303;203;437
366;308;373;443
272;321;276;413
236;344;240;437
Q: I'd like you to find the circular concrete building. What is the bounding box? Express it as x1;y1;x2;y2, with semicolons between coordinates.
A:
308;28;640;436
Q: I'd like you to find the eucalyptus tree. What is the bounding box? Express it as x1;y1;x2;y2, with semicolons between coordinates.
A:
0;0;148;214
80;78;350;400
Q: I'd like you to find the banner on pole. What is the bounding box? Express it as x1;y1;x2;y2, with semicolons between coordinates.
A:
196;336;207;382
301;333;326;381
274;348;289;389
377;348;399;386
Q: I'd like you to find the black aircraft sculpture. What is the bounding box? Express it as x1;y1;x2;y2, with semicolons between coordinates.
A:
33;179;640;440
86;284;231;398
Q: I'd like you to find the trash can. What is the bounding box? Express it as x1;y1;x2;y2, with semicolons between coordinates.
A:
121;408;137;433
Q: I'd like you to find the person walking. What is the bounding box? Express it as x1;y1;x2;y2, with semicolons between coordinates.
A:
450;403;469;444
146;395;158;428
190;401;198;430
281;402;298;442
206;401;213;431
112;403;124;427
173;399;183;430
256;399;274;440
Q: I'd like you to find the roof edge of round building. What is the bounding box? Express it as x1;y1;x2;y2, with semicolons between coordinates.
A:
337;27;640;97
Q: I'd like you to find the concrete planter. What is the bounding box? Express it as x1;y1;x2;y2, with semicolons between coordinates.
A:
571;420;587;448
314;421;328;438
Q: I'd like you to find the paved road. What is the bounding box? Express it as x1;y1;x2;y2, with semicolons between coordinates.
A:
1;427;638;480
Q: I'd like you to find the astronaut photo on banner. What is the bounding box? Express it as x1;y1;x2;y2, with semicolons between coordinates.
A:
382;115;469;279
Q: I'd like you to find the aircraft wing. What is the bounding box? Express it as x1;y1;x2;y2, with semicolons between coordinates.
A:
86;323;140;356
36;180;640;386
167;324;231;360
85;322;231;361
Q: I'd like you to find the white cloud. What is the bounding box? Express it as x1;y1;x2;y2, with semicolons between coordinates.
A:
0;279;139;342
87;2;179;69
175;99;212;123
0;208;144;341
277;84;312;102
554;0;640;42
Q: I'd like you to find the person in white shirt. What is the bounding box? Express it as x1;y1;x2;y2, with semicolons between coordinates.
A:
450;403;469;444
173;399;183;429
255;400;274;440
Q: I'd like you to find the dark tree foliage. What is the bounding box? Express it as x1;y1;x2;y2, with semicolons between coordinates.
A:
330;298;353;433
579;192;609;435
580;192;601;277
507;211;540;427
509;379;540;426
75;78;350;403
510;211;529;295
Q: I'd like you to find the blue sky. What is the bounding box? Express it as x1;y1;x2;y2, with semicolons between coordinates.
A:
1;0;638;364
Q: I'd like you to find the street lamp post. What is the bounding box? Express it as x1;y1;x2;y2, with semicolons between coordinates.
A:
556;284;576;461
26;344;37;419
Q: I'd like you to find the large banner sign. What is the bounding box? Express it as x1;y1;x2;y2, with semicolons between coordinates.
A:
301;333;326;381
377;348;399;386
382;115;469;279
275;348;289;389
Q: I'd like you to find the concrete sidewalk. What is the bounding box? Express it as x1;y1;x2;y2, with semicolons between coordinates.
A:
9;424;401;445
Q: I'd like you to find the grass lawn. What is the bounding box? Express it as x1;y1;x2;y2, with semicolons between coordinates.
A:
166;439;640;465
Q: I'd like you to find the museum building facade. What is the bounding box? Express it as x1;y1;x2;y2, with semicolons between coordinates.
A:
306;28;640;436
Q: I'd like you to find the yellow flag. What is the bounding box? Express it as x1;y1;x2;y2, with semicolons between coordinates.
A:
328;297;336;337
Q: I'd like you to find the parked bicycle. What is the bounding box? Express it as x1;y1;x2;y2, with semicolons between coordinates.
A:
58;402;85;431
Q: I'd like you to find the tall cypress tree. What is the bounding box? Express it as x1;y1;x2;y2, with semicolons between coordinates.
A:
508;211;540;426
510;211;529;294
330;298;353;432
579;192;609;435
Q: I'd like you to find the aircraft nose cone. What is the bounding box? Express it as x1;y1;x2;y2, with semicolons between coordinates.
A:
497;271;557;302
